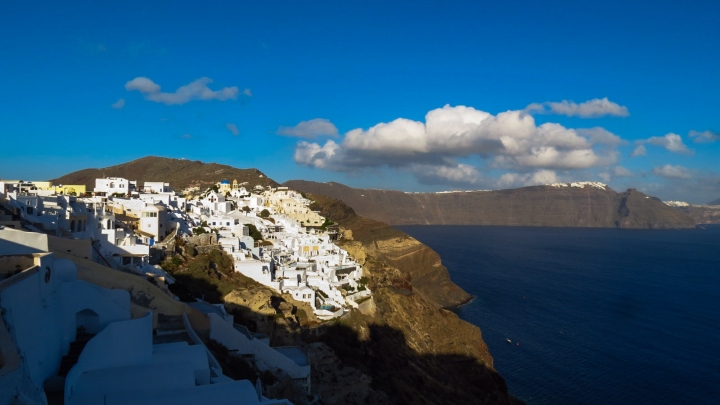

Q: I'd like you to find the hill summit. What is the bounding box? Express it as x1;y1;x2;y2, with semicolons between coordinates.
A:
52;156;278;191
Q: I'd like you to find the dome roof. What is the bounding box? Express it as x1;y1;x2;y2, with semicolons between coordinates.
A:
220;179;230;184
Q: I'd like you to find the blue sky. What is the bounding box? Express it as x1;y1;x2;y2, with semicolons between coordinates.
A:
1;0;719;203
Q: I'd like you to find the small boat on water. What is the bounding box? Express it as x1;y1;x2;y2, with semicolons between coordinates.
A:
506;338;512;343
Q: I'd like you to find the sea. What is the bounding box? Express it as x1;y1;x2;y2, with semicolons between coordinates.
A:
396;225;720;405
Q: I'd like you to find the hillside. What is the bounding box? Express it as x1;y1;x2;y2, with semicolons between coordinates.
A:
51;156;278;191
284;180;697;229
709;198;720;206
304;193;521;404
675;205;720;224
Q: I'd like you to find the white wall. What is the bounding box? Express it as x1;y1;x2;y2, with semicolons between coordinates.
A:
65;313;153;404
0;254;130;393
208;314;310;380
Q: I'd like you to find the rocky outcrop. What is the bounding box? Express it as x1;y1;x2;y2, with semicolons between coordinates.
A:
305;194;523;405
675;205;720;224
305;343;391;405
285;180;696;229
309;193;471;309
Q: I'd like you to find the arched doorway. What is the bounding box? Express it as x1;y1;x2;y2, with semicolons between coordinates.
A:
75;309;100;334
70;220;76;233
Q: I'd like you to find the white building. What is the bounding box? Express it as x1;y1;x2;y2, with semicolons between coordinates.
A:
142;181;172;194
94;178;137;195
0;227;293;405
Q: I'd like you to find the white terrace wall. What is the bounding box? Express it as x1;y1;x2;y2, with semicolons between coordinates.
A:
207;313;311;381
65;313;153;405
0;254;130;400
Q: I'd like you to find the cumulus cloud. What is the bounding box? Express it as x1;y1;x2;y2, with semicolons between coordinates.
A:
125;77;248;105
294;140;342;169
111;98;125;109
411;164;483;186
525;98;629;118
631;144;647;157
599;166;634;182
576;127;626;146
633;133;693;156
652;164;691;179
498;170;559;188
613;166;634;177
294;105;627;186
277;118;339;138
226;123;239;136
689;130;720;143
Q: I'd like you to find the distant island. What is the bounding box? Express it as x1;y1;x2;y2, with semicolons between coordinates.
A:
284;180;697;229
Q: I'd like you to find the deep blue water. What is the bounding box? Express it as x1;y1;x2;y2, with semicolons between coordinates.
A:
397;225;720;405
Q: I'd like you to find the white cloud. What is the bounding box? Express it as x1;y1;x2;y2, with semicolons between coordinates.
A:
689;130;720;143
576;127;626;147
125;77;247;105
634;133;693;156
294;104;626;186
181;133;192;139
294;140;342;169
600;166;634;182
525;98;629;118
111;98;125;109
613;166;634;177
411;164;482;186
652;164;691;179
277;118;339;138
631;144;647;157
497;170;558;188
226;123;239;136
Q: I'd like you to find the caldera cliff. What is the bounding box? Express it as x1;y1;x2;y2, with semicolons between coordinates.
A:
304;193;523;405
284;180;696;229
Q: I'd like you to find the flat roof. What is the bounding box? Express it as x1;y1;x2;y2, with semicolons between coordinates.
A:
274;347;308;367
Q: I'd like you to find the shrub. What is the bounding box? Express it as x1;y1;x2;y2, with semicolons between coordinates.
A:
246;224;263;241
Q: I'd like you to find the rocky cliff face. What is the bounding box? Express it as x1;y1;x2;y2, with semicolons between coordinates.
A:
305;194;523;405
285;180;696;229
675;205;720;224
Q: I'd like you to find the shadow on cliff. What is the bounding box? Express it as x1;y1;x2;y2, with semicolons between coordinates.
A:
162;242;521;404
307;321;524;405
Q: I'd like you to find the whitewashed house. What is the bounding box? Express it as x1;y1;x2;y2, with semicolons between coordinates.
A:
94;177;137;196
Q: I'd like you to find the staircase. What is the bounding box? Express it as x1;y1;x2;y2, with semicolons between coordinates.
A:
154;314;193;344
57;332;95;377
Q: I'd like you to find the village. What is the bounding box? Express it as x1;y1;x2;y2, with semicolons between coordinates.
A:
0;176;373;405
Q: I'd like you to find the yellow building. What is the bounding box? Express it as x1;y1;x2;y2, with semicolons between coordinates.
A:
31;181;53;190
26;181;87;196
53;184;87;195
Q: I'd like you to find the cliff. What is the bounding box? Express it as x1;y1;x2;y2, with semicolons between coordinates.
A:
305;194;522;405
52;156;278;190
675;205;720;224
285;180;696;229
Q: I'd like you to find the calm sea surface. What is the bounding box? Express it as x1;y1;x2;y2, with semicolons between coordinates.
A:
397;225;720;405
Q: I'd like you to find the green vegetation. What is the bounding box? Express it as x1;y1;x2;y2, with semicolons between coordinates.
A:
164;248;237;303
259;209;270;218
319;217;335;231
246;224;263;241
